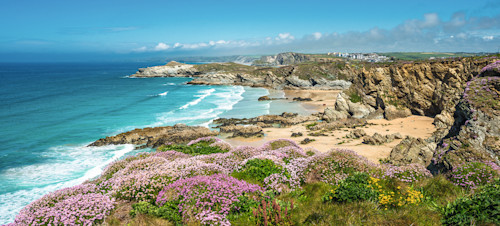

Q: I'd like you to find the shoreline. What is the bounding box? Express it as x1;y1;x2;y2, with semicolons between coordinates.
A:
221;89;436;163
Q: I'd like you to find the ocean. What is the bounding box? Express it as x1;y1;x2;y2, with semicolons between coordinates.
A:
0;62;310;224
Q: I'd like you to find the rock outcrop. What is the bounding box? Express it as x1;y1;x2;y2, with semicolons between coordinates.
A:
388;136;436;166
219;125;263;138
214;112;319;128
131;61;199;77
89;124;218;148
362;132;402;145
431;62;500;172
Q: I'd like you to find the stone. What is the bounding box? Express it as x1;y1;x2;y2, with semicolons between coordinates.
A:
348;102;371;119
293;97;312;101
384;105;412;120
322;107;349;122
346;129;367;139
300;138;315;144
258;96;271;101
89;124;218;148
389;136;436;166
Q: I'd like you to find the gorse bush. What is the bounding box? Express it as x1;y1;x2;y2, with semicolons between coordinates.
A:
441;179;500;225
322;173;377;203
448;161;500;189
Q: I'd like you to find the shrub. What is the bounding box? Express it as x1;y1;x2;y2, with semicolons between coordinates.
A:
367;177;424;209
260;139;301;151
12;184;115;226
304;149;376;185
322;173;377;203
156;174;263;225
233;158;287;184
448;161;500;189
130;201;182;224
381;163;432;183
441;179;500;225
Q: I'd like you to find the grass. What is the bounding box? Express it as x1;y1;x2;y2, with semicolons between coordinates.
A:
105;174;478;226
378;52;480;61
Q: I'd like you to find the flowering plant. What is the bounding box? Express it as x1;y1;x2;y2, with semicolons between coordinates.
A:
156;174;263;225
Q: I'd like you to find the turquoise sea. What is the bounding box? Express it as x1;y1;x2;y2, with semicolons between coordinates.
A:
0;62;310;223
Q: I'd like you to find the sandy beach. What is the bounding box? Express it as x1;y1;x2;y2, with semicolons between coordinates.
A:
222;89;437;163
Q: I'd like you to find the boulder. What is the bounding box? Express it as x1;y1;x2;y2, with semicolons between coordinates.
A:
293;97;312;101
258;96;271;101
322;107;349;122
348;102;372;119
389;136;436;166
346;129;367;139
384;105;412;120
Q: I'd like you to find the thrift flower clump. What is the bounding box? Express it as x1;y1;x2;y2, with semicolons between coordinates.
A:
12;184;115;226
156;174;263;225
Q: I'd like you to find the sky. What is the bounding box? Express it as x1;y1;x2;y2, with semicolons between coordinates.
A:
0;0;499;61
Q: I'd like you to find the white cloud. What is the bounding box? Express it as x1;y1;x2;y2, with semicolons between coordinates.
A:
483;35;494;40
131;12;500;54
154;42;170;51
276;33;295;41
312;32;322;40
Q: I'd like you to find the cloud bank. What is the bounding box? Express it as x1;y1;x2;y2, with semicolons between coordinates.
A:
134;12;500;54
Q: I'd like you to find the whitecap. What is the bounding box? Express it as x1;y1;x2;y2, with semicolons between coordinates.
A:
0;144;135;224
179;88;216;110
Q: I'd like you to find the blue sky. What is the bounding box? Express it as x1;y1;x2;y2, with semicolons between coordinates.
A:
0;0;499;61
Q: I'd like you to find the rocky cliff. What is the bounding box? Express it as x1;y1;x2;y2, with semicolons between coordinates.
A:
252;52;311;66
430;61;500;172
131;61;354;90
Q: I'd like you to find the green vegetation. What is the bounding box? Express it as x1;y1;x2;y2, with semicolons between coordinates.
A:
440;179;500;225
130;201;182;224
322;173;377;203
157;142;228;156
232;159;285;184
378;52;479;61
349;92;362;103
305;122;318;129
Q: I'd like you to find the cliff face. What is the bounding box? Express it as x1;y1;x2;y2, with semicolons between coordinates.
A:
350;58;492;117
131;61;354;90
131;61;200;78
430;64;500;172
252;52;311;66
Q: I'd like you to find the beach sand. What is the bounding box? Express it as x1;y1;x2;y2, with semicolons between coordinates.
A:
222;89;436;163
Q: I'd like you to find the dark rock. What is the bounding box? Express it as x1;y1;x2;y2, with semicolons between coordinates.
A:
300;138;315;144
258;96;271;101
291;132;303;137
89;124;218;148
293;97;312;101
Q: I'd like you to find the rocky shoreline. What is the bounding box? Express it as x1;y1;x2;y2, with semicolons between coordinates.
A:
95;56;500;173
